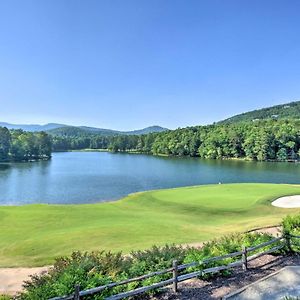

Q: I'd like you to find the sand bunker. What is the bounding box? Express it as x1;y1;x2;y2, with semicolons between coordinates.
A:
272;195;300;208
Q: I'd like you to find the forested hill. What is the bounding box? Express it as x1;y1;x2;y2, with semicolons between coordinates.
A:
48;125;168;137
0;122;65;132
219;101;300;124
0;122;168;136
49;101;300;161
3;101;300;162
50;118;300;162
47;126;117;137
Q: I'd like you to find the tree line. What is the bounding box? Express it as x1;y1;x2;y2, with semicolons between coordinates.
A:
0;127;52;162
2;119;299;162
219;100;300;124
51;119;300;161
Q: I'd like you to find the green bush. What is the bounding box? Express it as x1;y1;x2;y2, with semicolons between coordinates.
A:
18;232;278;300
183;232;277;277
282;214;300;252
18;245;185;300
20;251;131;300
129;244;185;276
0;296;12;300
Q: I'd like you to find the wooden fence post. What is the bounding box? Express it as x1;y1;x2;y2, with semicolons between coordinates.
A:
172;260;178;293
74;285;80;300
285;233;292;253
242;245;248;271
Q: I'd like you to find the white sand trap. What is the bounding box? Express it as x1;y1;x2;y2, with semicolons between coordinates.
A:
272;195;300;208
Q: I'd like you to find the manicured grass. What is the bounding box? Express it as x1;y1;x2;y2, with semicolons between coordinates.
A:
1;183;300;267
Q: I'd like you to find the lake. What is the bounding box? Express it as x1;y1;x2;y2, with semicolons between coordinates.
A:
0;151;300;205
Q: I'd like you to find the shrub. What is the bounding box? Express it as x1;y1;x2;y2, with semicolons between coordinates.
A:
0;296;12;300
283;214;300;235
129;244;186;276
183;232;278;277
282;214;300;252
19;251;132;300
18;232;277;299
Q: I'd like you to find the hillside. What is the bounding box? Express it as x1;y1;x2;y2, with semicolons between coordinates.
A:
48;125;168;137
219;100;300;124
0;122;168;136
48;126;118;137
3;100;300;136
0;122;65;131
124;125;168;135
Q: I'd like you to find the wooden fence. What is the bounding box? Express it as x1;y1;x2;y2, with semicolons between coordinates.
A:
49;234;297;300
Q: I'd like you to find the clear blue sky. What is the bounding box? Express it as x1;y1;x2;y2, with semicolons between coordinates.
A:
0;0;300;130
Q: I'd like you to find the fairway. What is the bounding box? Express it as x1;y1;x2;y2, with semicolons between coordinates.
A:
1;183;300;267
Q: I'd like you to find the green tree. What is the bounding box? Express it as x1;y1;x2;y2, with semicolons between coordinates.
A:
0;127;11;161
276;147;288;161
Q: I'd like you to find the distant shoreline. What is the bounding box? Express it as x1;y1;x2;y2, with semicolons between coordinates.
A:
0;156;51;163
52;149;300;162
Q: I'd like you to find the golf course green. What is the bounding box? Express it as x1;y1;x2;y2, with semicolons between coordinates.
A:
1;183;300;267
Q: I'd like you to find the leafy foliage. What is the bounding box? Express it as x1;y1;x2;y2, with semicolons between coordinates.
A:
183;233;279;277
18;233;276;299
282;214;300;252
0;127;11;160
0;296;12;300
51;119;300;162
0;128;52;162
219;100;300;124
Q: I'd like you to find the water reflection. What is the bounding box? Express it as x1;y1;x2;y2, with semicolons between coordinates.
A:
0;152;300;205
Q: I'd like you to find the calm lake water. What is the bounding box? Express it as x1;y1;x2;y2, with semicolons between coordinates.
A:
1;151;300;205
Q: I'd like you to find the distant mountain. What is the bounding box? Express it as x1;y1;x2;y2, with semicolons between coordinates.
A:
48;125;168;137
219;100;300;124
0;122;65;132
3;100;300;136
124;126;168;135
47;126;118;136
0;122;168;136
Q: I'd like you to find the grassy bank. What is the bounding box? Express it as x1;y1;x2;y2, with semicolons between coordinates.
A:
1;183;300;267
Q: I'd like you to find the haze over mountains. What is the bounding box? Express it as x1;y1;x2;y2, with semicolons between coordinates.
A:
0;122;65;132
1;100;300;137
47;125;168;137
0;122;168;136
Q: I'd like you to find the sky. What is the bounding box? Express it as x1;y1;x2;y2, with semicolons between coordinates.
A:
0;0;300;130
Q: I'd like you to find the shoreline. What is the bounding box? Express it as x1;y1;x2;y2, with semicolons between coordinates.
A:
53;149;300;163
0;156;51;164
1;183;300;267
0;182;297;208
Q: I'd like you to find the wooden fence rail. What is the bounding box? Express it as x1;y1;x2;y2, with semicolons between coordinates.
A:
49;234;296;300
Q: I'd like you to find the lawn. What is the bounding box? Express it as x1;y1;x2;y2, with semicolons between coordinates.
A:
1;183;300;267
